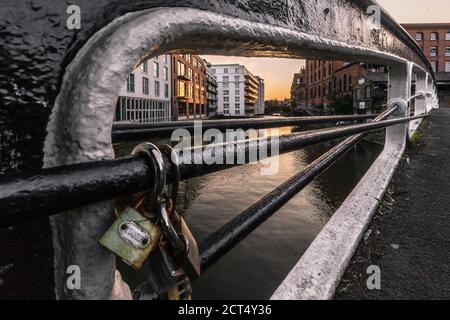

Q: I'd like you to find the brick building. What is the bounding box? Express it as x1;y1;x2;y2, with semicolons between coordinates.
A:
290;67;307;108
171;53;207;120
402;23;450;108
306;60;345;107
305;60;387;113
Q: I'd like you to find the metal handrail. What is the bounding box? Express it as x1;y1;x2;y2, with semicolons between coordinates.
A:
0;113;426;228
112;114;378;141
199;106;399;271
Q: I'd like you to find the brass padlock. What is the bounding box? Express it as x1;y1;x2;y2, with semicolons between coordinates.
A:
167;275;192;300
172;212;201;280
99;206;161;269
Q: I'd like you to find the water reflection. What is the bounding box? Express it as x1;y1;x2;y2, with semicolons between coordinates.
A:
113;126;382;299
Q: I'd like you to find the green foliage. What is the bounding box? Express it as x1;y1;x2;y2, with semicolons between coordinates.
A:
329;94;354;115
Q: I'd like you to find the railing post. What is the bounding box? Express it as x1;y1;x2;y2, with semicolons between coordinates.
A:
385;62;412;147
426;76;434;112
409;72;427;136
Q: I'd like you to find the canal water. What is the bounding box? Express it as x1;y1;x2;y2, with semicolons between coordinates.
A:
113;126;382;299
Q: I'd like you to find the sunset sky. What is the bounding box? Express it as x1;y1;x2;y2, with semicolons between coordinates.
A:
203;0;450;100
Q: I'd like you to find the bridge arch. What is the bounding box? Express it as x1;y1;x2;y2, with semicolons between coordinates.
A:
42;5;435;299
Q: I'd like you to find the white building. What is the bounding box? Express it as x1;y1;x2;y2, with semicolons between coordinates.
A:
255;76;265;115
115;54;172;123
211;64;261;116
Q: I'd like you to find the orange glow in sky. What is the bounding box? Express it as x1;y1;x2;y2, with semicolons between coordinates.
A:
204;0;450;100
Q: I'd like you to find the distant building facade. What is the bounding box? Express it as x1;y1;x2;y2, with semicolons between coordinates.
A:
211;64;262;116
171;54;207;120
115;54;172;123
290;67;307;108
305;59;387;113
306;60;345;107
255;76;265;115
402;23;450;108
205;63;218;116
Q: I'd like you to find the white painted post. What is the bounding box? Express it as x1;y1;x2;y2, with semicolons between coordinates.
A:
409;72;427;136
385;62;412;147
426;77;433;112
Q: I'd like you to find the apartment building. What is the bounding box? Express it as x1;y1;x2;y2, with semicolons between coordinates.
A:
171;54;207;120
115;54;172;123
403;23;450;107
211;64;261;116
205;64;218;116
255;76;265;115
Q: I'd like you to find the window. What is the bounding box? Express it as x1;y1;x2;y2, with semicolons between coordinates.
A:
224;68;228;74
223;83;229;89
446;48;450;57
446;32;450;41
349;76;353;90
430;47;438;57
416;33;423;41
223;90;229;96
163;67;168;80
235;97;240;103
446;62;450;73
164;83;169;98
235;76;240;81
355;88;361;101
223;76;229;82
365;86;371;99
164;55;168;64
177;81;186;97
154;62;160;77
177;61;185;77
154;81;160;97
235;82;240;88
431;32;438;41
235;68;240;73
223;103;229;108
142;77;149;95
127;74;135;92
431;61;437;72
235;90;240;95
141;61;148;73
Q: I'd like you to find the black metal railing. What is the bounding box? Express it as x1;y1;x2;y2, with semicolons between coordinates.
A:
111;114;378;141
0;113;425;228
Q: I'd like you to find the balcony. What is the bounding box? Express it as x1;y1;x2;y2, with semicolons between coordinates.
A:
177;72;192;81
177;93;191;101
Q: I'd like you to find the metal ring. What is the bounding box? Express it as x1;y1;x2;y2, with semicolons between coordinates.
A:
132;142;166;209
158;144;181;209
178;233;190;256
